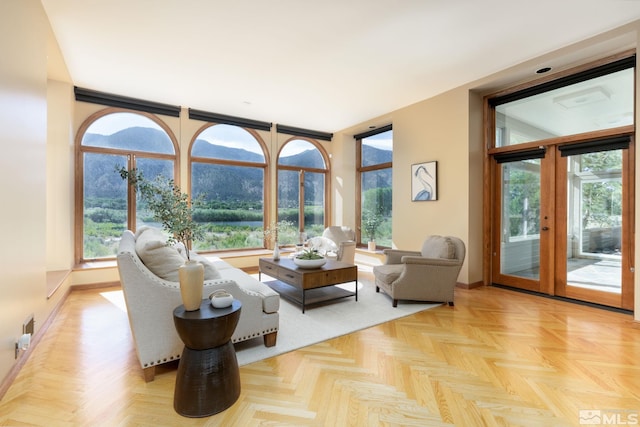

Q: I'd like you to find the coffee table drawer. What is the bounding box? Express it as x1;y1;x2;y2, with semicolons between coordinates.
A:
259;259;278;276
277;267;303;286
304;268;357;288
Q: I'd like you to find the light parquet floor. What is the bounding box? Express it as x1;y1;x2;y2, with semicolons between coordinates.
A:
1;272;639;426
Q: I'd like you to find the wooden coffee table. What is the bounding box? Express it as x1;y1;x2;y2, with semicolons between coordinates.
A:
259;257;358;313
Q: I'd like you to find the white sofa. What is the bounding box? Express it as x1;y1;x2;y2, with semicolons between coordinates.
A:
117;229;279;381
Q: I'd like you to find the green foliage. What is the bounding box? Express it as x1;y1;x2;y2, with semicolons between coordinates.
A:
582;181;622;228
84;206;127;224
362;187;392;216
83;218;126;259
362;209;383;241
580;151;623;229
117;167;203;260
361;185;392;245
505;150;622;238
193;208;263;222
263;220;295;245
506;168;540;237
296;248;323;260
277;208;300;223
581;150;622;172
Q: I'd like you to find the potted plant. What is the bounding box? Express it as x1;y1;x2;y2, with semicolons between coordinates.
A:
293;248;327;269
362;210;383;251
117;167;205;310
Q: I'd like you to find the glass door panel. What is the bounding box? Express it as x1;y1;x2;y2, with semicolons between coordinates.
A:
494;157;544;292
556;144;634;310
565;150;622;294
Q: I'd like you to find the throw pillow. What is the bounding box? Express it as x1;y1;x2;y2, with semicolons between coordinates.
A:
421;236;456;259
189;252;222;280
135;228;184;282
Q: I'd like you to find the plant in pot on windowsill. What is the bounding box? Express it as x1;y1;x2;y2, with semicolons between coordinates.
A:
363;210;383;251
117;167;205;311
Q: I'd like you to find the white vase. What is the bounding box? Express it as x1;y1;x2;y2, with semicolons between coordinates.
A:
368;240;376;251
179;260;204;311
273;241;280;261
210;290;234;308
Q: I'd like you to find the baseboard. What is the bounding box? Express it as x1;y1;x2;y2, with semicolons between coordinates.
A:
491;283;634;315
456;280;483;290
70;281;120;291
242;266;259;275
0;285;73;401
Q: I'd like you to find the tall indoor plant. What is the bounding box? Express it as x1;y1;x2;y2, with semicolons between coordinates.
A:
118;167;205;310
363;209;383;251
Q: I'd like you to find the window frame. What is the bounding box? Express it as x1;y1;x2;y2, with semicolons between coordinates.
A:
355;126;393;247
276;137;331;241
188;122;270;252
75;107;179;263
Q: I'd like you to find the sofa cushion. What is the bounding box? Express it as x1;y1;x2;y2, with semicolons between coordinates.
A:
372;264;403;285
190;252;222;280
135;228;184;282
421;236;456;259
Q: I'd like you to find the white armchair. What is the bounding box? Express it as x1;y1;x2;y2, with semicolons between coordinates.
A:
322;226;357;264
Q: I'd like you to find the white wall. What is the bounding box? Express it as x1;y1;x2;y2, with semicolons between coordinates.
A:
0;0;49;383
332;88;481;286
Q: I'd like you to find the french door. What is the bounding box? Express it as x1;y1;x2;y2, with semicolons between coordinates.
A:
491;138;634;310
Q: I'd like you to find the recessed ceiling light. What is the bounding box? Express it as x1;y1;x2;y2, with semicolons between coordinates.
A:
536;67;552;74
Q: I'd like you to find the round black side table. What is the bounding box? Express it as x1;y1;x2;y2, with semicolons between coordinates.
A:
173;299;242;417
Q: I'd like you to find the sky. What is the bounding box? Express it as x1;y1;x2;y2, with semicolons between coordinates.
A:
86;112;391;154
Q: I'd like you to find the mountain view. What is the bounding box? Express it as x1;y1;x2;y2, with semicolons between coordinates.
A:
82;127;393;257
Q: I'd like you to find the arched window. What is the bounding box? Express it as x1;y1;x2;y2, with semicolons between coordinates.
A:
190;124;268;251
77;110;177;261
277;138;329;243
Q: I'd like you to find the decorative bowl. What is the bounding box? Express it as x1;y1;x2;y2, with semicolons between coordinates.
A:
293;257;326;269
209;290;234;308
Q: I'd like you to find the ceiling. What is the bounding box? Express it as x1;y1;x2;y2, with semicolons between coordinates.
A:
41;0;640;133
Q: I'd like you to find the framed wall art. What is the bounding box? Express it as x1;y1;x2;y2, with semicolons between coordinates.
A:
411;161;437;201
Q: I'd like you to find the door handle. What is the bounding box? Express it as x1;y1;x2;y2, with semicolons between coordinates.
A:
542;227;549;231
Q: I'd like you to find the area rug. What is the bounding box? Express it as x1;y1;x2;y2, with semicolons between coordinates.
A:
234;271;441;366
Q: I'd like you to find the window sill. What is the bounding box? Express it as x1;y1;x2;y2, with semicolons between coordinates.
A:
74;248;293;271
47;270;71;299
